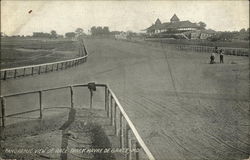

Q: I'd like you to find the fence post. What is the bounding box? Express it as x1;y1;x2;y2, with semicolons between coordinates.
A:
38;66;41;74
90;90;93;109
45;65;48;73
114;103;117;135
39;91;43;119
51;64;53;72
1;97;6;128
126;126;132;160
23;68;26;76
3;71;7;80
135;142;141;160
107;94;110;118
110;97;113;125
31;67;34;75
120;113;124;148
56;63;59;71
105;86;108;111
70;86;74;108
14;69;17;78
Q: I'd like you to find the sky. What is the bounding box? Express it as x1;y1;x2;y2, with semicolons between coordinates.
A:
1;1;249;36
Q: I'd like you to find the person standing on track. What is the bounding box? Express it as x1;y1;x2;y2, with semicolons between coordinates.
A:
210;52;215;64
219;49;224;63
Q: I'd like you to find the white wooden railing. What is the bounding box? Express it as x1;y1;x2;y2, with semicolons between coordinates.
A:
0;83;156;160
0;39;88;80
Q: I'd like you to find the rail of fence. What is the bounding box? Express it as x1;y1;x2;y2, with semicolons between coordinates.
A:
128;38;249;57
0;40;89;80
175;45;249;56
0;83;155;160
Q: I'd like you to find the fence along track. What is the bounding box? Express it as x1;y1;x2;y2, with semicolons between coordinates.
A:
0;83;156;160
128;38;249;57
175;44;249;56
0;39;89;80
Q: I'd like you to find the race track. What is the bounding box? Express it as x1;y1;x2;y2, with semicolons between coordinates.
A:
1;38;249;160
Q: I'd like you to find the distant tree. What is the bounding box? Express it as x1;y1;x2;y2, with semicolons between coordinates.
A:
247;28;250;32
198;21;206;29
91;26;111;36
90;26;97;35
33;32;50;38
50;30;57;38
239;28;246;33
65;32;76;39
57;35;64;38
75;28;84;36
96;26;103;34
103;27;110;34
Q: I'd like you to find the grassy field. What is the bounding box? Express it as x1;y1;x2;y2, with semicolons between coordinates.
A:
0;38;80;69
1;37;249;160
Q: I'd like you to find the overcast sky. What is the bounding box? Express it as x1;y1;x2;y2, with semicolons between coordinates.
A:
1;1;249;36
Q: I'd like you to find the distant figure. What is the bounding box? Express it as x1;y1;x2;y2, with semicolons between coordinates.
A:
219;49;224;63
210;52;215;64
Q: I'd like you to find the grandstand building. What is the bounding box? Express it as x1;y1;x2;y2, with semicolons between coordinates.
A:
145;14;215;39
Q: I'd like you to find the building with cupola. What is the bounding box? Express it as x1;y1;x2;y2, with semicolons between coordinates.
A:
145;14;215;39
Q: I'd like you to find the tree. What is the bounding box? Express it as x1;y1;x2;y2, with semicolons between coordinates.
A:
90;26;111;36
50;30;57;38
91;26;97;35
75;28;84;36
96;26;103;34
198;21;206;29
33;32;50;38
103;27;110;34
239;28;246;33
65;32;76;39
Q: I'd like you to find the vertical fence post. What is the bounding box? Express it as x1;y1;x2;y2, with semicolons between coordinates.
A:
110;97;113;125
105;86;108;111
23;68;26;77
51;64;53;72
120;113;124;148
70;86;74;108
3;71;7;80
31;67;34;75
126;126;132;160
90;90;93;109
135;142;140;160
39;91;43;119
56;63;59;71
1;97;6;128
14;69;17;79
107;94;110;118
114;103;117;135
45;65;48;73
38;66;41;74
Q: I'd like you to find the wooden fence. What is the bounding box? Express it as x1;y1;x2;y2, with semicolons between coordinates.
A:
0;40;89;80
175;45;249;56
0;83;155;160
128;38;249;57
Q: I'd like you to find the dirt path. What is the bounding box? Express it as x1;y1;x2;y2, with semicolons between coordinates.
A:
1;38;249;160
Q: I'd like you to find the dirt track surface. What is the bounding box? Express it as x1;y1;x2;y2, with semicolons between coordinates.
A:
1;38;249;160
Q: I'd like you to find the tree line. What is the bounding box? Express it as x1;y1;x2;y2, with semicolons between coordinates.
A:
1;28;85;39
209;28;250;41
